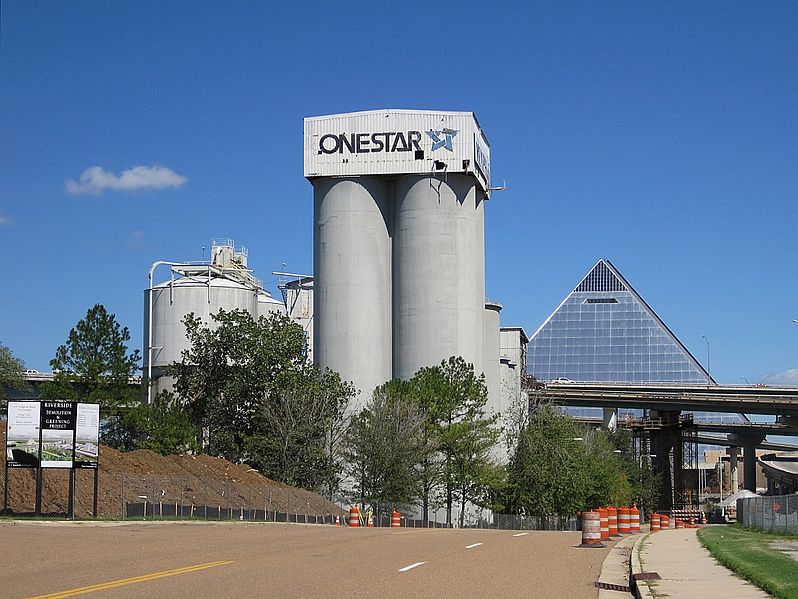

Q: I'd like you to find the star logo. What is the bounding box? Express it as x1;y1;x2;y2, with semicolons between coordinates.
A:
426;128;458;152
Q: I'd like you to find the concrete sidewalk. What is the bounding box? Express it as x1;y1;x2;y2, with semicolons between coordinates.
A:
631;526;770;598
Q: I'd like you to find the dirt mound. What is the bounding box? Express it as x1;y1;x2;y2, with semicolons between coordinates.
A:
1;422;344;518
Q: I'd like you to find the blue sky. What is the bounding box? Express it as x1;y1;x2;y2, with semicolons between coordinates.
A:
1;1;797;387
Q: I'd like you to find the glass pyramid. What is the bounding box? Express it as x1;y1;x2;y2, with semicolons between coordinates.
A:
528;259;711;384
528;260;742;423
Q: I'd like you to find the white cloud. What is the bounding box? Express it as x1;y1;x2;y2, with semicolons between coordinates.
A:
66;165;187;196
761;369;798;386
0;213;12;225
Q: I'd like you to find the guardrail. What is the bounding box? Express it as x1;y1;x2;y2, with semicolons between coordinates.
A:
737;494;798;533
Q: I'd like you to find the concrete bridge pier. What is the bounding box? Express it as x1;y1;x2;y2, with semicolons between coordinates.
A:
743;445;758;492
726;447;739;493
730;432;765;492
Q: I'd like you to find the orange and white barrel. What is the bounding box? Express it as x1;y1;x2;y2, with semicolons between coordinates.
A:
608;506;618;537
661;514;669;529
391;510;401;528
675;519;684;529
650;513;661;532
580;511;603;547
618;507;631;535
599;507;609;540
348;506;360;527
630;504;640;533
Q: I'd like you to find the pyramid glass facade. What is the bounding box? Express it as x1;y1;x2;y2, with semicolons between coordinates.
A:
528;260;742;423
529;261;710;384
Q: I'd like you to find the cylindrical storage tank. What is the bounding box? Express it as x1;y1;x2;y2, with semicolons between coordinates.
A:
483;302;502;415
143;276;259;397
313;177;392;411
393;174;485;379
257;290;286;318
580;511;603;547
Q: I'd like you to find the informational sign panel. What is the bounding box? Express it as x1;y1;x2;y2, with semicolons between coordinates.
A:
39;401;77;468
6;401;41;468
4;400;100;469
74;403;100;469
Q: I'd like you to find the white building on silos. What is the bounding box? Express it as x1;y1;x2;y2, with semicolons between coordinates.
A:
305;109;510;414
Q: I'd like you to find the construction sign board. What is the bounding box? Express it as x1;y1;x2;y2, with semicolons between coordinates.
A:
5;400;99;469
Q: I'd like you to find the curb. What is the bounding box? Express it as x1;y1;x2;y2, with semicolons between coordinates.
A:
596;534;637;598
629;532;656;599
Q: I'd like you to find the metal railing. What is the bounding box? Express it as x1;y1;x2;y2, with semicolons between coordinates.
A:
737;494;798;533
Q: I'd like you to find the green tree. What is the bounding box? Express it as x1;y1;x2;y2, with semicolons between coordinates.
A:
344;380;427;518
505;401;644;520
0;341;29;409
413;356;501;527
250;366;352;492
172;309;307;453
407;369;445;524
114;391;199;454
42;304;141;417
171;308;353;494
506;402;590;519
581;428;634;509
448;416;503;527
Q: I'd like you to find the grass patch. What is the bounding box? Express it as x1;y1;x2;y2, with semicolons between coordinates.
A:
698;525;798;599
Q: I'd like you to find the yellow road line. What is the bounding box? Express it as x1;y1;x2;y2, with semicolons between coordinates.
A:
29;560;234;598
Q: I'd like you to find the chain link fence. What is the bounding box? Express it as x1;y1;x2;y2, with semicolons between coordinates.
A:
737;494;798;533
117;474;345;523
489;514;579;531
3;468;581;530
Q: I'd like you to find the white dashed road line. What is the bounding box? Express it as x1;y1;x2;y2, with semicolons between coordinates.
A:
398;562;426;572
465;543;483;549
512;533;529;537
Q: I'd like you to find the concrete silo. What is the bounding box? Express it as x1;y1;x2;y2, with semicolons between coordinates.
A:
304;110;492;409
312;177;393;406
392;174;485;379
483;301;502;416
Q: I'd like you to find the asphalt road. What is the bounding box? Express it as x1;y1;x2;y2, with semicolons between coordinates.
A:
1;521;608;598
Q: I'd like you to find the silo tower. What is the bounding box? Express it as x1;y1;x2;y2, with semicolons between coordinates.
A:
304;110;493;410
